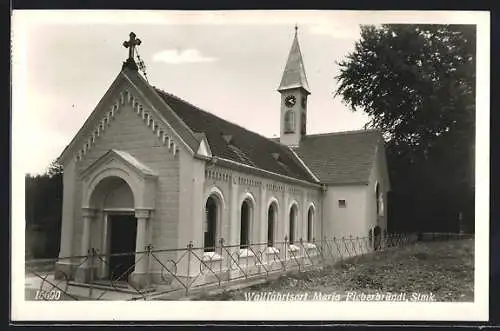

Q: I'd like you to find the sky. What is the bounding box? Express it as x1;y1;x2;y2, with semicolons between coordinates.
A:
11;10;491;320
12;10;484;175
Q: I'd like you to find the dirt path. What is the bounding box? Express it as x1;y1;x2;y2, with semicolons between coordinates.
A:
194;239;474;302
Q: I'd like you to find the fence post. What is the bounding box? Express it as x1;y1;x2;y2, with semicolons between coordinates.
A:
298;238;303;272
284;236;288;272
343;236;349;258
88;248;95;299
186;241;193;296
323;235;328;263
353;236;358;256
219;238;224;277
146;244;152;285
332;236;339;262
312;237;317;265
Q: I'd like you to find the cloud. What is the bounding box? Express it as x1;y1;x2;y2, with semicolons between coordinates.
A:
152;49;218;64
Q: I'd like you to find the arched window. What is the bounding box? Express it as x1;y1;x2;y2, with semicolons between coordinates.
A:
301;112;307;135
240;199;253;249
284;110;295;133
267;203;277;247
307;207;314;242
204;196;219;252
289;204;298;245
376;183;384;217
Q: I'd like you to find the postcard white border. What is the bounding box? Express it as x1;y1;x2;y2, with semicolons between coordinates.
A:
11;10;490;321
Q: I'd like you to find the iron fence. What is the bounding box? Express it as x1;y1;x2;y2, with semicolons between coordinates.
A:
25;231;469;301
417;232;474;241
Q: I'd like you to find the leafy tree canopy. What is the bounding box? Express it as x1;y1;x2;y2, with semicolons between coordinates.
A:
25;159;63;258
335;24;476;232
336;24;475;160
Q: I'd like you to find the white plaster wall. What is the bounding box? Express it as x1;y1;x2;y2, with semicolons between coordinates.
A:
365;141;390;233
178;151;205;249
203;167;231;245
58;158;76;258
323;185;369;239
201;165;322;248
279;88;307;147
68;84;180;257
102;181;134;209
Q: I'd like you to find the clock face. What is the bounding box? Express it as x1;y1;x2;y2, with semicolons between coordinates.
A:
285;95;296;108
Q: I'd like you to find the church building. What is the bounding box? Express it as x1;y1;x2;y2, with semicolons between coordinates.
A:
54;29;389;288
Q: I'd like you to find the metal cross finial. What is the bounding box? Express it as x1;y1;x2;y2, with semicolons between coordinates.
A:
295;24;298;34
123;32;142;61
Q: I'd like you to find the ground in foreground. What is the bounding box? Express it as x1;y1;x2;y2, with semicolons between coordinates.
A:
194;239;474;302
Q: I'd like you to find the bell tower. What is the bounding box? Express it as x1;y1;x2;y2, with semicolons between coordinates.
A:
278;25;310;147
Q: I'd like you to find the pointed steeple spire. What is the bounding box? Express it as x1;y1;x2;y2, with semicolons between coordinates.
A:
278;25;310;94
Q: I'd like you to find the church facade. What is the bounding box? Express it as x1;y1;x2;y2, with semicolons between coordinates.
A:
54;30;389;288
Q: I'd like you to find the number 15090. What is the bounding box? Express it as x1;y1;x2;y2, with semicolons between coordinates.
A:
35;290;61;300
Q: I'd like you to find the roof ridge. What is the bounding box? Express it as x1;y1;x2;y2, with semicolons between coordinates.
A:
154;87;286;148
304;128;381;138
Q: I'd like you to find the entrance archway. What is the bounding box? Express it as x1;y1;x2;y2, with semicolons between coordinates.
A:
89;176;137;281
77;149;158;287
108;213;137;281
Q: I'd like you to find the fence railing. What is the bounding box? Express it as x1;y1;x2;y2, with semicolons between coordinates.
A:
417;232;474;241
25;232;469;301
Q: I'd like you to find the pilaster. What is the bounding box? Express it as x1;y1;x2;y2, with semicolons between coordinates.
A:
229;176;239;246
259;185;267;245
74;207;96;283
302;191;307;241
130;208;152;288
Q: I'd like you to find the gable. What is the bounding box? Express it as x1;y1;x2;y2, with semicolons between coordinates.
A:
74;93;181;174
58;69;197;166
81;149;157;180
195;133;212;158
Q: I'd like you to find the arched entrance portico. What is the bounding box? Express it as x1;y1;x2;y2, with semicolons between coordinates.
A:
77;150;158;288
90;176;138;281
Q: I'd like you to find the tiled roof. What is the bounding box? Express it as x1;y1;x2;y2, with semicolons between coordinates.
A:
125;69;379;186
124;69;201;153
278;30;310;94
293;130;382;185
154;88;317;183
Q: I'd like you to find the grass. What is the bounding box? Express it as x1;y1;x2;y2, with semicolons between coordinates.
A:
25;259;56;274
194;239;474;302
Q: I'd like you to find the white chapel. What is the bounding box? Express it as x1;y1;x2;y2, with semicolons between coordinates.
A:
54;29;390;288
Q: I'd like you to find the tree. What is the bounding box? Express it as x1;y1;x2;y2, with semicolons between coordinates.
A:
46;160;63;178
335;24;475;232
25;160;63;258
